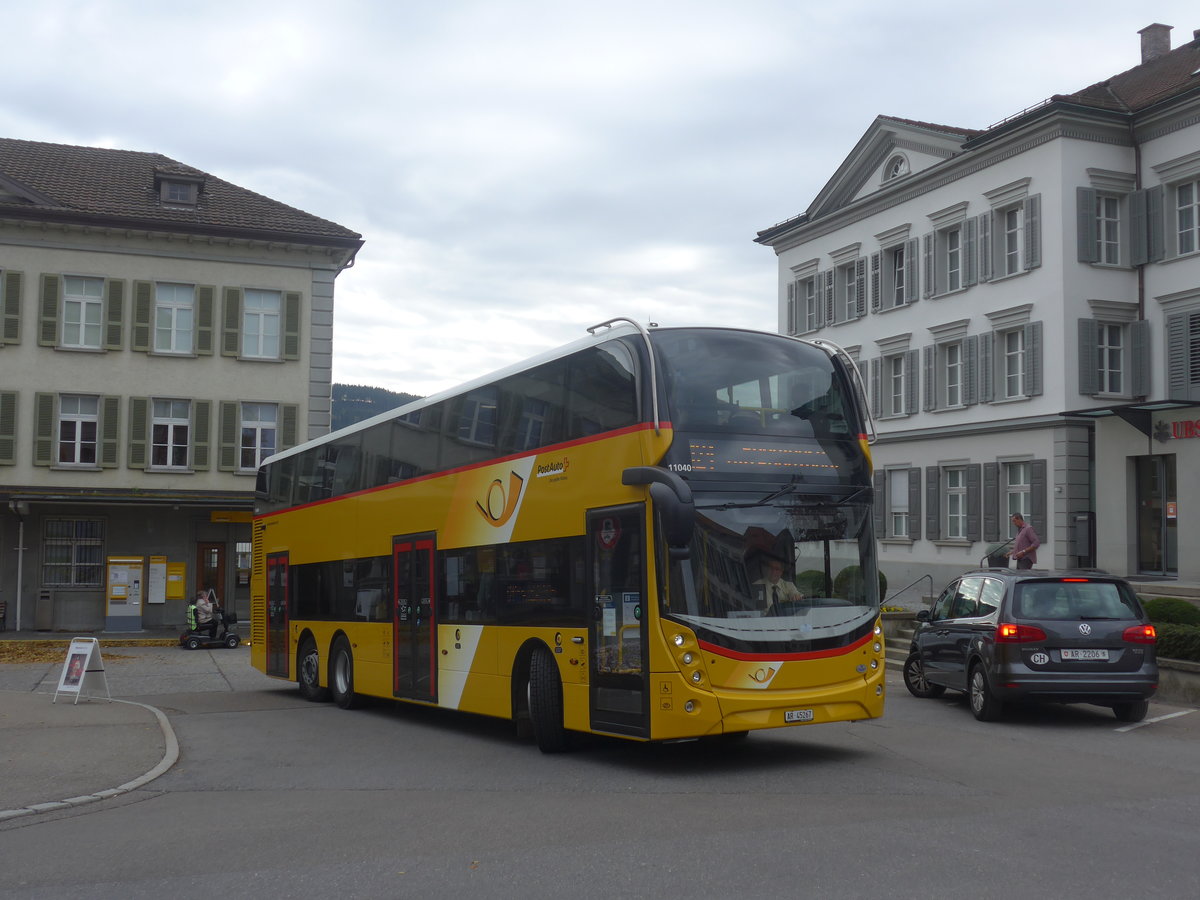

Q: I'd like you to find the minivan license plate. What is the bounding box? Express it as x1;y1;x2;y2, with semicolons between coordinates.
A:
785;709;814;723
1061;648;1108;660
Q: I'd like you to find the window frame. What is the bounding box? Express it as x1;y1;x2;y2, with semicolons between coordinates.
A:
151;398;192;470
61;275;105;350
42;517;105;587
943;466;967;540
242;288;282;360
239;401;279;471
57;394;100;467
886;466;910;539
1177;179;1199;257
154;282;196;355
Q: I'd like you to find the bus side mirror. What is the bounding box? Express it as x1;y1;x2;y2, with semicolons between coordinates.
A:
622;466;694;560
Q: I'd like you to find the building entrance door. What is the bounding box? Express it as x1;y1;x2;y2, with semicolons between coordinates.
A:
1135;455;1177;575
197;542;226;602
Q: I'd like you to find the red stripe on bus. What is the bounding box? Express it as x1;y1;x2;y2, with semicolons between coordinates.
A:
697;628;874;662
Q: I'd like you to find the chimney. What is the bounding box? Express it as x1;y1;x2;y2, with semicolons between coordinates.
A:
1138;23;1173;63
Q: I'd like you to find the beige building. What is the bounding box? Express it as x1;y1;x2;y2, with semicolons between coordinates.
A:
0;138;362;631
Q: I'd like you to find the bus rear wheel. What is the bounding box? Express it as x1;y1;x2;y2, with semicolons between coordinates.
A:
298;637;330;702
330;636;362;710
528;645;569;753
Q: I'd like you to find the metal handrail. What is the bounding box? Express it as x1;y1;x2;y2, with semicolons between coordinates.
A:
587;317;659;435
883;574;934;609
981;538;1014;568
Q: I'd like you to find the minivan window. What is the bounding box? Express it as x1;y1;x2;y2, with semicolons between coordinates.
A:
1014;581;1139;620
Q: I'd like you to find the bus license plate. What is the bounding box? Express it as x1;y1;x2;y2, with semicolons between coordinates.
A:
1061;648;1108;660
785;709;814;723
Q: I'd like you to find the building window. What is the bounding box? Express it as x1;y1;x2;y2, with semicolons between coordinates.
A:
1002;329;1025;399
243;289;281;359
883;155;908;181
887;468;909;538
62;275;104;349
1178;180;1199;256
152;399;191;469
944;467;967;539
835;260;865;322
802;277;819;331
42;518;105;587
240;402;278;470
1097;195;1121;265
155;283;194;354
457;387;498;447
58;395;99;466
1000;206;1024;276
943;342;963;407
886;354;905;417
1004;461;1031;522
1097;324;1123;394
944;227;962;292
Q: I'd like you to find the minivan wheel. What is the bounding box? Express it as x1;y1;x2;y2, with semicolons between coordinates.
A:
1112;699;1149;722
902;653;946;699
968;664;1004;722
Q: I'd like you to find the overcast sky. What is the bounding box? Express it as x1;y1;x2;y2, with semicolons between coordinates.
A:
3;1;1196;396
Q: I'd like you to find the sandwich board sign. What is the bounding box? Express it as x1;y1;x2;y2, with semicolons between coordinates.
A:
53;637;111;704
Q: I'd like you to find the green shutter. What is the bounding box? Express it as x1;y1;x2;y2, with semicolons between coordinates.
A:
280;403;298;450
283;291;301;360
222;288;242;356
100;395;120;467
34;392;55;466
131;280;152;352
39;274;60;346
193;399;211;471
219;400;239;471
0;391;16;464
1077;188;1099;263
1077;319;1099;395
196;285;215;355
104;279;125;350
2;270;22;345
128;397;148;469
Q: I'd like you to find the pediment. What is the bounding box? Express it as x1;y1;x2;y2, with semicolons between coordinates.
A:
0;172;58;207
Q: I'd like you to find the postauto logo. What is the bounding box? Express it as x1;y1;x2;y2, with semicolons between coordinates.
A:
476;471;526;528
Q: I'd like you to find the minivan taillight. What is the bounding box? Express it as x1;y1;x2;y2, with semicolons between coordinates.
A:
996;622;1047;643
1122;624;1157;644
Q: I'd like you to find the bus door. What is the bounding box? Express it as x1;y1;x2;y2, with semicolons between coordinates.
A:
393;533;437;702
265;553;289;678
587;505;648;737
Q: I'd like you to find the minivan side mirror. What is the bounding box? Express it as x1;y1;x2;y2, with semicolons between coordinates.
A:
915;609;931;622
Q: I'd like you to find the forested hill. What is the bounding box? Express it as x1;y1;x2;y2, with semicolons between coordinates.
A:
331;384;422;430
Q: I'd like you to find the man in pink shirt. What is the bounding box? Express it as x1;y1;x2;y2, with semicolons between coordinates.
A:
1007;513;1040;569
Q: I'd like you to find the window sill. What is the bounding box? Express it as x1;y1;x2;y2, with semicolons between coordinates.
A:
881;537;915;545
932;539;974;548
931;404;967;413
146;467;195;474
51;464;102;472
929;287;967;300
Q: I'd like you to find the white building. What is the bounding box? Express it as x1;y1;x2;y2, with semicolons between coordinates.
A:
0;138;362;631
755;24;1200;598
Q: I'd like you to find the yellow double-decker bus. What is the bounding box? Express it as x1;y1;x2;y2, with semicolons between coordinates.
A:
251;319;883;750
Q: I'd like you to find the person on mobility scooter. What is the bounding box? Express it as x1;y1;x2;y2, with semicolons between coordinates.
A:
180;587;241;649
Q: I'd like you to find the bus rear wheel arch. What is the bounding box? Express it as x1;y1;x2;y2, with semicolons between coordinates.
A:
297;634;330;702
330;635;363;710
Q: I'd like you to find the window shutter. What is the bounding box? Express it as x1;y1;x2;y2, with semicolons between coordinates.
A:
1025;321;1043;396
977;213;992;282
34;392;54;466
1130;319;1150;398
219;400;239;471
907;467;922;541
922;233;933;298
963;217;978;287
983;462;999;542
925;466;941;540
193;399;211;471
1024;193;1042;270
128;397;148;469
905;349;919;414
870;358;882;418
104;279;125;350
979;333;994;402
786;282;796;334
1077;319;1099;395
966;464;981;543
222;288;242;357
1166;311;1200;400
280;403;299;450
39;274;60;347
0;391;15;464
1130;189;1149;266
827;270;838;324
1077;187;1099;262
196;285;215;355
870;252;882;312
131;281;153;352
283;291;301;359
904;238;919;304
873;471;886;537
1030;459;1047;538
923;346;936;411
1;270;22;345
964;335;978;406
1146;185;1164;262
100;396;120;468
854;258;867;319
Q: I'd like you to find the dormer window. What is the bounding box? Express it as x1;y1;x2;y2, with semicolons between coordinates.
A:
154;168;204;207
883;154;909;182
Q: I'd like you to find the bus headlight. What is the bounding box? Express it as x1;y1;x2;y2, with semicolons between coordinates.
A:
871;659;878;669
682;652;694;665
691;671;703;684
673;634;685;646
873;643;882;653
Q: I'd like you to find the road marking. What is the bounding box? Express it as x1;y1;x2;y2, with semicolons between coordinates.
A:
1115;709;1195;733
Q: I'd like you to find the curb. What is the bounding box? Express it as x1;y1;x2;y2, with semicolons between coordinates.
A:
0;697;180;822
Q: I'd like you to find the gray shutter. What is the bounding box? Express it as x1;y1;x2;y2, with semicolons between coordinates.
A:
1026;321;1043;396
922;233;933;298
197;285;215;355
193;399;211;471
963;217;978;287
1130;319;1150;398
907;467;922;541
978;213;992;282
786;282;796;334
923;346;936;411
964;335;979;406
219;400;239;471
222;288;242;357
1146;185;1164;263
1077;319;1099;395
39;274;60;346
104;279;125;350
280;403;299;450
822;270;834;326
1165;311;1200;400
905;349;919;414
100;396;120;468
905;238;919;303
1;270;22;344
870;252;882;312
1077;187;1099;262
0;391;15;464
34;392;54;466
873;471;886;537
979;333;994;402
128;397;148;469
925;465;941;540
966;464;981;543
283;291;301;360
1030;459;1047;538
1024;193;1042;270
131;280;152;352
983;462;999;542
815;272;827;327
1131;189;1148;266
870;358;882;418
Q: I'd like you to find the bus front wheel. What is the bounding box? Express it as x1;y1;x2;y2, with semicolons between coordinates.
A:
330;636;362;710
298;637;330;702
528;645;569;753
